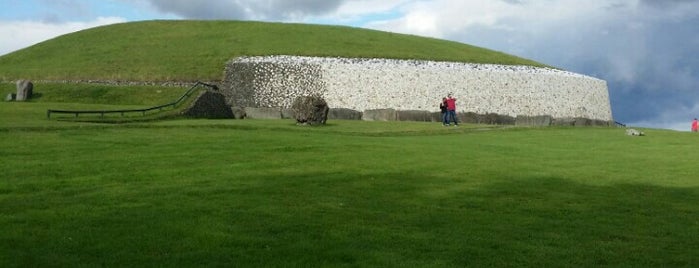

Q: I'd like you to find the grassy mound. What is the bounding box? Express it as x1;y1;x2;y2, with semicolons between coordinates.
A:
0;20;547;82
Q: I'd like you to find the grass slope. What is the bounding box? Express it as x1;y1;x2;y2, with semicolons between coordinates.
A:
0;20;547;82
1;100;698;267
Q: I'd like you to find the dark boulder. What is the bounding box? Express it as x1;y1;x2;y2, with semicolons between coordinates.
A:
292;95;329;125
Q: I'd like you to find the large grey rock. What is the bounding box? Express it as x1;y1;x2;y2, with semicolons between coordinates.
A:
182;91;234;119
15;80;33;101
291;95;329;125
245;107;282;119
363;109;397;121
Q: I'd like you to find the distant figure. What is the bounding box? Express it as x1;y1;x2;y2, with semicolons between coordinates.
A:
692;118;698;132
444;93;458;126
439;97;448;123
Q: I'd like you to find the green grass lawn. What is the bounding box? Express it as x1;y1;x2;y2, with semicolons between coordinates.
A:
1;100;697;267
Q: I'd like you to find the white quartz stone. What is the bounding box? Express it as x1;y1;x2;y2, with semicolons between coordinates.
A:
224;56;613;121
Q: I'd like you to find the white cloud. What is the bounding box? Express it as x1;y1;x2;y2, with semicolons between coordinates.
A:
0;16;126;56
307;0;408;25
365;0;616;39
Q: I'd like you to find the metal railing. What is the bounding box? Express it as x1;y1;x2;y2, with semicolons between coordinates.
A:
47;81;218;119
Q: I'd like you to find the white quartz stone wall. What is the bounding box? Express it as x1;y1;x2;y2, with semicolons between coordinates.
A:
224;56;613;121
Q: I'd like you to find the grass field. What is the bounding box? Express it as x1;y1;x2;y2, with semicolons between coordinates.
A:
0;20;547;82
1;97;698;267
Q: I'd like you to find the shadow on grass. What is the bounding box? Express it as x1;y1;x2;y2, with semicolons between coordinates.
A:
212;174;699;267
2;173;697;267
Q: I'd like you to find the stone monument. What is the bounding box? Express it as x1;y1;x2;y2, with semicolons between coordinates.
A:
15;80;33;101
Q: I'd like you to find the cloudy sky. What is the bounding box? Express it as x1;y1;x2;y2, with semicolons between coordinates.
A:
1;0;697;130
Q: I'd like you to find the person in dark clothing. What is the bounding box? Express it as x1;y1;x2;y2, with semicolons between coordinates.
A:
439;97;448;125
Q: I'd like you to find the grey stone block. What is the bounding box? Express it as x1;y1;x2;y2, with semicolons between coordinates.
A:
363;109;397;121
397;110;432;122
328;108;362;120
245;107;282;119
552;117;576;126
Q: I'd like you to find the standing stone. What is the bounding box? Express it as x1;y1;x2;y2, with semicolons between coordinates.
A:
15;80;33;101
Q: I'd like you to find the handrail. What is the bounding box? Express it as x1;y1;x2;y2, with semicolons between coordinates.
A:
47;81;218;119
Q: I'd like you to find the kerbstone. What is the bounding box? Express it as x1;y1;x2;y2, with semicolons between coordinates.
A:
244;107;282;119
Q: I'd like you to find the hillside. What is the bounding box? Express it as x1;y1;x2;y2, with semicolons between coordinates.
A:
0;20;547;82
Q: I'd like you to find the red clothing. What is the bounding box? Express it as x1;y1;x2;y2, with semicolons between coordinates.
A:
692;119;698;132
446;98;456;110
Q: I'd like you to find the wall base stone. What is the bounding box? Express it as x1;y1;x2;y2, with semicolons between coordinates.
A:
397;110;433;122
328;108;363;120
516;115;553;126
244;107;282;119
363;109;398;121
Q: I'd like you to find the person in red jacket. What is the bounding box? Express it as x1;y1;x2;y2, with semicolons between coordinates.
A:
692;118;698;132
444;93;458;126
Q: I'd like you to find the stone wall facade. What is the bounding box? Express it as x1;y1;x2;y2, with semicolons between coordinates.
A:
222;56;613;122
